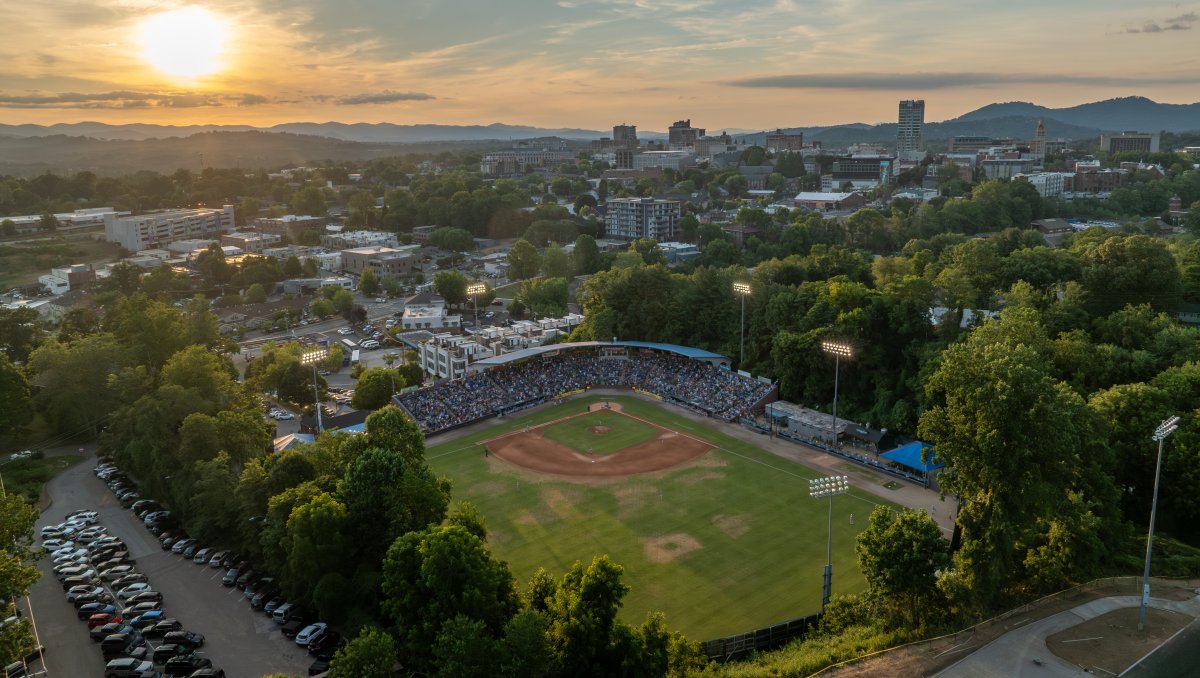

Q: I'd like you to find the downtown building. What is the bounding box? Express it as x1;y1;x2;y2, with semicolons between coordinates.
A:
103;206;235;252
896;100;925;155
604;197;681;241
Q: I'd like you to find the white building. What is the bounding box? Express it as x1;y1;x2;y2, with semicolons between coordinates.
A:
632;150;695;171
320;230;399;249
1014;172;1070;198
480;146;576;176
419;333;489;380
3;207;119;234
103;206;235;252
402;292;462;331
604;197;681;241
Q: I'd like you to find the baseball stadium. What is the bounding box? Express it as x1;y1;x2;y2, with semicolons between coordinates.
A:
395;342;895;642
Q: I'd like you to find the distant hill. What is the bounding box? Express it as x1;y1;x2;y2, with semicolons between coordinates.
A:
0;131;534;176
0;121;618;143
951;97;1200;133
736;116;1104;147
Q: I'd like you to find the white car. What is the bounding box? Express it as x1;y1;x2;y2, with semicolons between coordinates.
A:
41;538;71;551
295;622;327;646
276;412;295;420
49;544;78;558
9;450;32;461
337;328;353;335
375;297;387;303
66;510;98;523
66;585;105;602
52;548;89;564
117;582;152;600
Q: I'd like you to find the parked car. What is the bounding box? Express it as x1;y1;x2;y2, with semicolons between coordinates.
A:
207;551;228;568
220;568;239;587
161;631;204;650
142;618;182;640
180;543;201;559
91;622;133;643
244;576;274;599
112;573;148;589
102;657;158;678
100;632;147;660
78;602;118;620
263;596;285;615
151;644;189;665
117;582;152;600
127;591;163;605
59;574;98;591
271;602;294;624
127;608;164;627
163;654;212;676
306;631;341;656
187;669;225;678
100;565;137;581
87;612;123;629
281;618;308;638
66;585;106;603
192;548;213;564
66;510;98;524
234;570;259;590
294;622;327;646
73;591;114;608
250;587;279;610
170;539;195;555
41;538;70;551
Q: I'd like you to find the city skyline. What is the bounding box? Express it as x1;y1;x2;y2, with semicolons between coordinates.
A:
1;1;1198;128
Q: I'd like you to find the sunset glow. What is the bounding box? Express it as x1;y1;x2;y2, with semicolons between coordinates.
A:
136;7;228;79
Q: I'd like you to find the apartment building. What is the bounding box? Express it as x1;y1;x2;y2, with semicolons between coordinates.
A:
604;197;681;241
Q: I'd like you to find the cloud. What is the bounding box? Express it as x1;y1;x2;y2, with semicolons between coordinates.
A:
238;93;270;106
334;90;436;105
0;90;224;109
723;71;1198;90
1126;12;1198;33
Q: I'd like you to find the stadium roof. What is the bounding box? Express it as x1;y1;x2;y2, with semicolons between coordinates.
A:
881;442;944;473
471;341;726;369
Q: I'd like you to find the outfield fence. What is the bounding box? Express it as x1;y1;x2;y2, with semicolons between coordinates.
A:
702;613;822;662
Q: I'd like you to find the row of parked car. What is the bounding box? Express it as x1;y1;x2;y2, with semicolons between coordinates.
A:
99;460;345;676
78;461;224;678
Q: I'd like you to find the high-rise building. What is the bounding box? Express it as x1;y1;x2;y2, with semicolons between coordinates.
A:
1100;131;1160;154
613;124;638;149
1031;119;1047;157
668;119;705;147
765;129;804;152
896;100;925;153
604;198;681;241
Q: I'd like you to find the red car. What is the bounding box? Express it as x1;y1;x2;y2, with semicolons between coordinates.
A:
87;612;122;629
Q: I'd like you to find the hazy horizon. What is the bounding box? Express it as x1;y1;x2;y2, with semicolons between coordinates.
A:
2;1;1198;130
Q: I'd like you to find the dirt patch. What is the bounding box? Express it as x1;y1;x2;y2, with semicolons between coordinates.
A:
612;485;658;518
514;511;539;526
641;533;702;563
689;453;728;468
592;425;611;435
469;480;509;496
1047;607;1192;675
713;514;752;538
485;417;712;479
678;471;724;486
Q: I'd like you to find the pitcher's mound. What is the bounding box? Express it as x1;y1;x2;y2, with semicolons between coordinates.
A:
592;426;611;435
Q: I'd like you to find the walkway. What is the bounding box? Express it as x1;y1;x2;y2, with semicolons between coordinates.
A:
936;594;1200;677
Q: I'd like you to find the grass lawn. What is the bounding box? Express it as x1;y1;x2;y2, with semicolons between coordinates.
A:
0;236;122;289
541;411;659;455
426;396;893;640
0;454;85;503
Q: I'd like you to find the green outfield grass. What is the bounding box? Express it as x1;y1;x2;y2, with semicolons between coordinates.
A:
541;410;659;455
426;396;892;640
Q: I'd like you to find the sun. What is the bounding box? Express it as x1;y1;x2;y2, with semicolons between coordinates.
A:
136;7;229;79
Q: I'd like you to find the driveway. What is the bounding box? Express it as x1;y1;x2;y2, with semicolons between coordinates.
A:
24;451;314;678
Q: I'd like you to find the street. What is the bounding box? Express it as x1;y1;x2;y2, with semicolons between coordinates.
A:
24;449;314;678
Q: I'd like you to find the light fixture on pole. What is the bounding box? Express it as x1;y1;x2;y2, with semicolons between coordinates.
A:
467;282;488;329
733;281;752;366
809;475;849;609
1139;414;1180;631
300;348;328;433
820;339;853;446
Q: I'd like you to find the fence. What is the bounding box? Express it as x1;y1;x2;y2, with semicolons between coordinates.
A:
702;613;822;662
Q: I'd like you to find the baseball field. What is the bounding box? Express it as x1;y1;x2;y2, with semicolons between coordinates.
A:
424;394;890;640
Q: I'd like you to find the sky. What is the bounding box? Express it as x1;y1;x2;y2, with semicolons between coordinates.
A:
1;0;1198;130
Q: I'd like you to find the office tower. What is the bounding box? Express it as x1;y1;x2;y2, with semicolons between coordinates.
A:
896;100;925;153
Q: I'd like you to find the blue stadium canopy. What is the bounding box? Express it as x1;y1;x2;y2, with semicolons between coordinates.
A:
470;341;726;369
881;442;944;473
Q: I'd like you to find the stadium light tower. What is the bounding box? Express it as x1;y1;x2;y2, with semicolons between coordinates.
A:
467;282;488;328
810;475;849;610
733;281;752;366
1139;414;1180;631
300;348;328;433
820;339;853;445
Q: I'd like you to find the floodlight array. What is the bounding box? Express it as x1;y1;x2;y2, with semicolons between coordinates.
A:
1153;415;1181;441
820;340;853;358
467;282;488;296
809;475;849;499
300;349;328;365
733;282;752;295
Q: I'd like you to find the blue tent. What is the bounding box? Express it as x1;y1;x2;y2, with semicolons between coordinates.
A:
881;442;943;473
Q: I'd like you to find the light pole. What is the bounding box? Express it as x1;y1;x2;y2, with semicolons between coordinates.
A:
300;348;328;433
1139;415;1180;631
820;339;853;446
467;282;487;329
733;281;752;367
810;475;849;610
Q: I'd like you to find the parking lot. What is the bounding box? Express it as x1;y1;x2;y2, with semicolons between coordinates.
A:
25;451;313;677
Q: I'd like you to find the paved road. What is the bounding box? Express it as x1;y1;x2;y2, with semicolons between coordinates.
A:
936;595;1200;678
24;451;314;678
1124;617;1200;677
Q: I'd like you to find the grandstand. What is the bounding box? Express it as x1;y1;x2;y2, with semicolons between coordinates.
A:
395;342;777;435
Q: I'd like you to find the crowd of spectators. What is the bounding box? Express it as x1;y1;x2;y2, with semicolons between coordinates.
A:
395;349;774;434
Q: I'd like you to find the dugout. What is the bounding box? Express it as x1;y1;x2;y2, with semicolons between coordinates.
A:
880;441;944;487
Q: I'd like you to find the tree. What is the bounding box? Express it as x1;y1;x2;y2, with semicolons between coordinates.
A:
1076;234;1181;315
507;239;541;280
1;219;15;236
430;227;475;252
0;307;41;364
0;353;32;438
329;626;396;678
433;270;468;308
352;368;403;409
342;447;449;563
573;234;601;275
38;212;58;232
541;243;572;279
245;283;267;304
291;186;327;216
302;257;319;277
359;268;381;296
194;243;232;285
629;238;666;266
283;255;303;277
855;506;949;629
381;524;519;672
285;492;351;599
0;491;39;665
